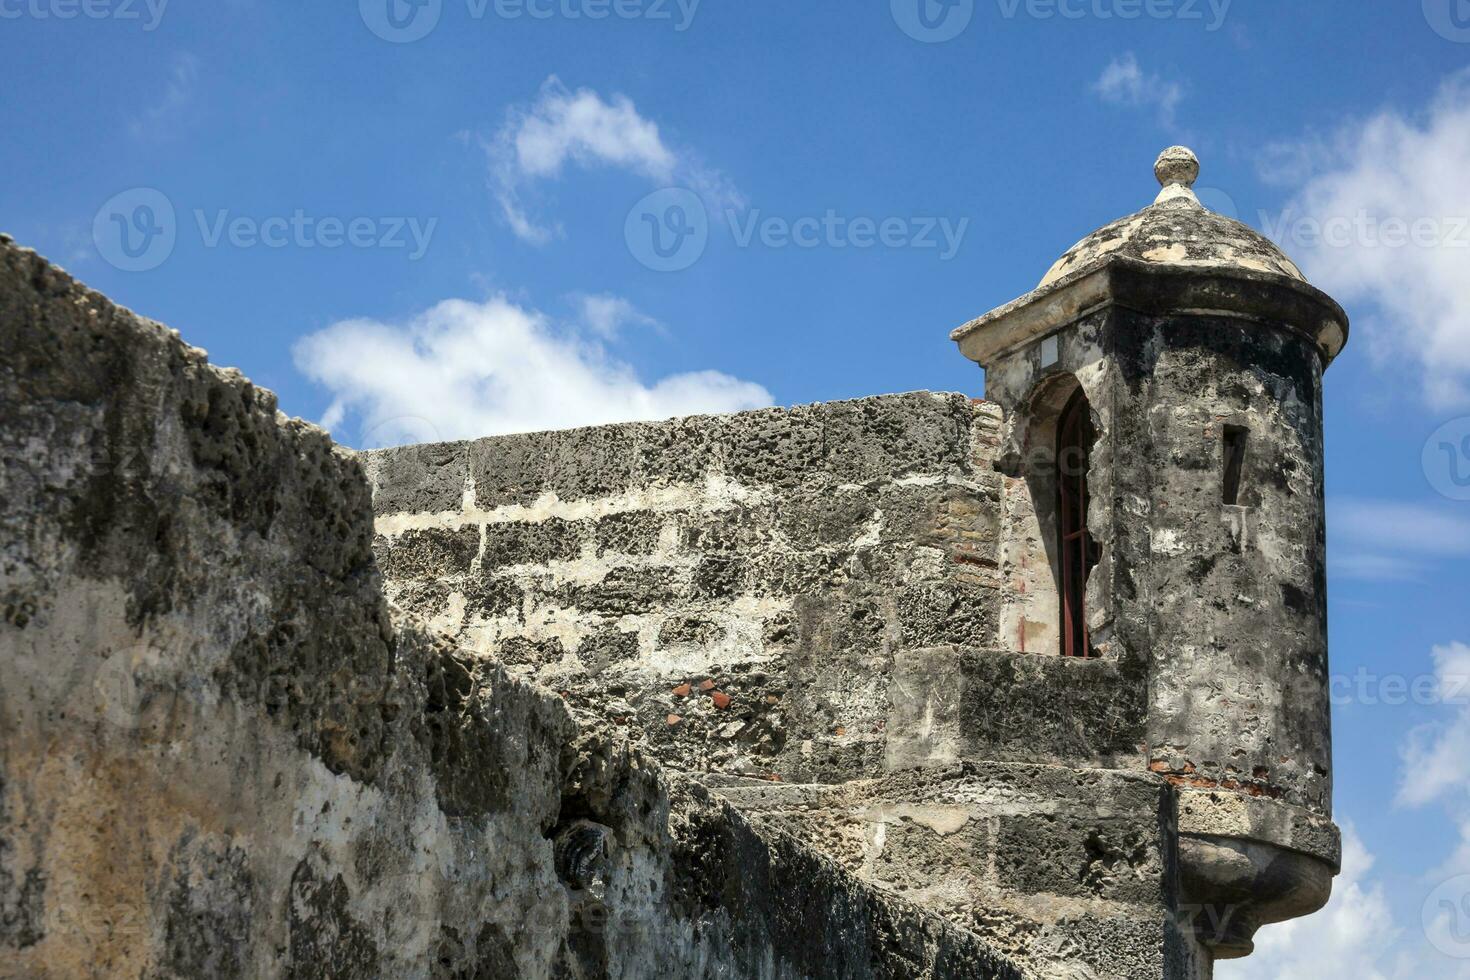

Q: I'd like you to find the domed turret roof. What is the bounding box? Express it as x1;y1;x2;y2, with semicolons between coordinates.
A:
1038;146;1305;288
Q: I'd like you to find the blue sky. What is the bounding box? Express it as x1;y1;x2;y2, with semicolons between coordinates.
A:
4;1;1470;973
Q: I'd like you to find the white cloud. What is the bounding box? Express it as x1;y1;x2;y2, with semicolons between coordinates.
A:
131;53;199;140
574;293;660;339
1329;552;1427;583
1331;499;1470;558
1398;642;1470;809
488;77;737;244
1091;54;1185;129
293;295;772;449
510;81;675;182
1263;69;1470;407
1327;498;1470;583
1223;824;1404;980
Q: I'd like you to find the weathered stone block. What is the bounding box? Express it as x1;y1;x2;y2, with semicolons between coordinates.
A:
819;392;974;483
749;550;852;597
463;573;524;620
956;651;1147;765
725;405;826;488
658;616;726;647
363;441;467;516
575;629;640;675
776;490;878;548
481;518;581;569
466;431;548;508
375;526;480;580
497;634;567;668
691;555;749;599
592;510;663;556
896;583;998;648
558;566;681;616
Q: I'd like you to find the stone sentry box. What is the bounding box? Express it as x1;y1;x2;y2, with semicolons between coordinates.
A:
951;147;1347;958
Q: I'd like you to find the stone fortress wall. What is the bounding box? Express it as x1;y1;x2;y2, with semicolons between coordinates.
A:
0;236;1027;980
363;392;1146;788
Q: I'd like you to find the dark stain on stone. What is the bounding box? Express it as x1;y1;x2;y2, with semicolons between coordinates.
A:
286;855;381;979
159;835;253;979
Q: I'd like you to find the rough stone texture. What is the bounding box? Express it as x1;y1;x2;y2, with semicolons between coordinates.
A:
716;763;1203;980
1039;150;1303;289
364;393;1148;789
1039;196;1306;288
0;236;1025;979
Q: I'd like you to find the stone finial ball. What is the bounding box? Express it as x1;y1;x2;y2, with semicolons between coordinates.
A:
1154;146;1200;188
